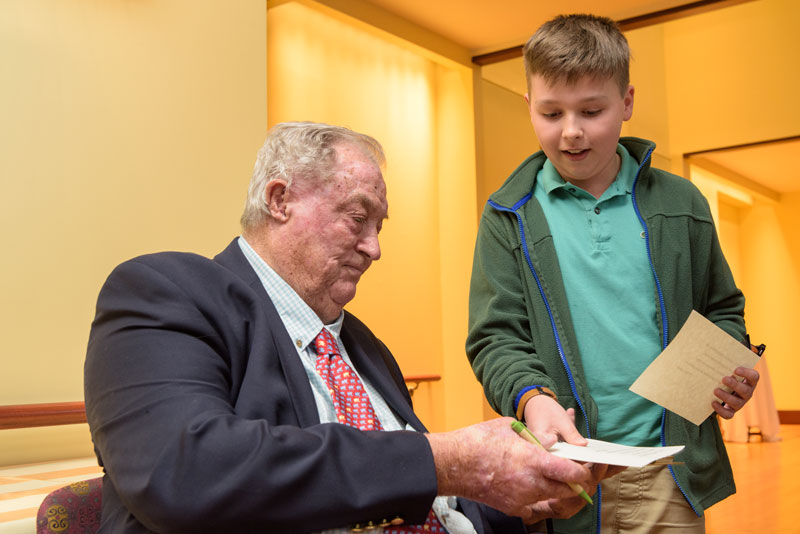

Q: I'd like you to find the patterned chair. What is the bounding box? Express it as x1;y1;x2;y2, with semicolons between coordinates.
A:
36;477;102;534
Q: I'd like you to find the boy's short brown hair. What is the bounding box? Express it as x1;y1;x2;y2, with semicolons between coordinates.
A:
523;14;630;95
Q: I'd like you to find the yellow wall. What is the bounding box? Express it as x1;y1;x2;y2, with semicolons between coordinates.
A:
0;1;266;465
738;193;800;411
626;0;800;175
476;80;538;214
663;0;800;160
267;1;484;431
624;24;672;171
717;202;743;282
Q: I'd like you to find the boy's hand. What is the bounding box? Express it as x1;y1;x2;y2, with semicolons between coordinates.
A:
712;366;760;419
523;395;587;446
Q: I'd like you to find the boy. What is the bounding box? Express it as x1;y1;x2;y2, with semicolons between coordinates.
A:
466;14;760;534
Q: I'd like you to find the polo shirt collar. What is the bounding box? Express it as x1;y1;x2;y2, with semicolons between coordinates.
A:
538;144;637;197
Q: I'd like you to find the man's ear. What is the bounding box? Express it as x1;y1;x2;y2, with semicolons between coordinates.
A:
264;179;290;222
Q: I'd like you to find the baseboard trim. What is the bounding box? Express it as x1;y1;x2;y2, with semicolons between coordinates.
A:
778;410;800;424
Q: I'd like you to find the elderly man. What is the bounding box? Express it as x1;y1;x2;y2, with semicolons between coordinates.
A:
85;122;609;534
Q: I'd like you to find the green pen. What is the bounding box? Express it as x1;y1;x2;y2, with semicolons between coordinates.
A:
510;420;593;505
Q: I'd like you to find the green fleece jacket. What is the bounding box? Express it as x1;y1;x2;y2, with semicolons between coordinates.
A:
467;137;746;533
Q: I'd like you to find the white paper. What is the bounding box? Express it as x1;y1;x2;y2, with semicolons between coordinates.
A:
549;439;684;468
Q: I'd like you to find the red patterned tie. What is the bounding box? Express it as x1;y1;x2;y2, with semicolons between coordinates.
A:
313;329;448;533
314;328;383;431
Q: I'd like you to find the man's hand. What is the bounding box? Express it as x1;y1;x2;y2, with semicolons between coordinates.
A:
524;463;627;524
425;417;592;523
523;395;587;446
713;366;760;419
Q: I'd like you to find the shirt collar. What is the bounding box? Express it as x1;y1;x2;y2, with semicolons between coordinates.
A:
538;144;637;197
237;236;344;352
617;144;637;194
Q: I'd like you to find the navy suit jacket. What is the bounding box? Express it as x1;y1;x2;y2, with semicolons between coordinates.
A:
84;239;524;533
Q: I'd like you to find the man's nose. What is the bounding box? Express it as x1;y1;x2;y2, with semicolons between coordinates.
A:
358;231;381;261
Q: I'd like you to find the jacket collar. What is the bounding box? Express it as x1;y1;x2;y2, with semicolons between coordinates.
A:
488;136;656;210
212;238;320;426
341;318;425;431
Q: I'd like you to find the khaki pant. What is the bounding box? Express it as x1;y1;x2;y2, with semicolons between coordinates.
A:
600;464;705;533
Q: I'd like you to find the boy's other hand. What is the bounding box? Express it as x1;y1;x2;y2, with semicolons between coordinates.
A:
523;395;587;446
524;462;627;524
712;366;760;419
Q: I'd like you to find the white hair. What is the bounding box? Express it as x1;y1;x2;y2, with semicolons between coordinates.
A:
240;121;385;230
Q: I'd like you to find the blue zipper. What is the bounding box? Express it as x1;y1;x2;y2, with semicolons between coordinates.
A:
489;195;599;530
630;147;701;518
488;197;591;436
630;147;669;351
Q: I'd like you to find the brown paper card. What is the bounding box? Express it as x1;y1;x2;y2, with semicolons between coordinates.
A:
629;311;759;425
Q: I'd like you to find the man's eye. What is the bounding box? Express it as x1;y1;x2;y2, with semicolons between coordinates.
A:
584;109;602;116
541;111;560;119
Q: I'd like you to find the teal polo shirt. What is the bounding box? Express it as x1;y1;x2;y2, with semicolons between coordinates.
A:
534;145;662;446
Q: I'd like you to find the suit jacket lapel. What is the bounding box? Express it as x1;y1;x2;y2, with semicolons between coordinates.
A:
213;238;320;428
341;318;425;432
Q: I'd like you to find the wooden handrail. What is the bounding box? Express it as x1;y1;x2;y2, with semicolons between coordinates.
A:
0;375;442;429
0;402;87;430
403;374;441;396
402;374;441;384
